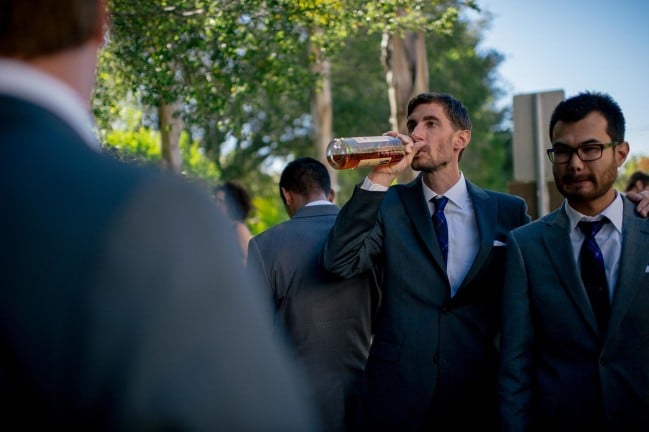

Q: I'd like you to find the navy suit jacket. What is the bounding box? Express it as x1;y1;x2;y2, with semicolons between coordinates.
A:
322;174;531;430
248;204;379;432
0;95;318;430
498;197;649;431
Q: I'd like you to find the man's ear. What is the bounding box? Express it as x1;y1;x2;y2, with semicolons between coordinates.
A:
454;129;471;151
327;189;336;203
280;187;292;206
615;141;630;167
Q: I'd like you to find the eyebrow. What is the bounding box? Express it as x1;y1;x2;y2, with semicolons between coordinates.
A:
552;138;604;147
407;114;442;125
414;115;440;122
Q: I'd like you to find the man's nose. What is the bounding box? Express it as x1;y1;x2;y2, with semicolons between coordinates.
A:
410;123;424;140
567;150;584;169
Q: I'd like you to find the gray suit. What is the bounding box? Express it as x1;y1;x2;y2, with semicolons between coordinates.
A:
322;175;531;430
248;204;378;432
0;95;318;430
498;197;649;431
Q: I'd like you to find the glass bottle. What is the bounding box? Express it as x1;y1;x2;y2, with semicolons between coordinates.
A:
326;136;405;170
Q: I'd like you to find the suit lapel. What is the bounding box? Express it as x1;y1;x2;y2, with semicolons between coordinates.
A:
543;207;600;335
459;182;496;288
606;199;649;343
398;175;447;273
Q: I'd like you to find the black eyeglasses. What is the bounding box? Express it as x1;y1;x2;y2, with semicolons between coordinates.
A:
546;142;620;164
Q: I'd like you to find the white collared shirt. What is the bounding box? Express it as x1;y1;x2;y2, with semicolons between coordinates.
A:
0;59;99;149
305;200;335;207
564;193;623;300
421;173;479;297
361;173;479;297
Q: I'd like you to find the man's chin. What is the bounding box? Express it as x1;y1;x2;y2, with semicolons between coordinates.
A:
560;187;594;203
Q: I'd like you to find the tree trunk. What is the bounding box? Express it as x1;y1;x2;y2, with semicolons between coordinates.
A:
310;38;337;195
381;30;429;183
159;101;184;174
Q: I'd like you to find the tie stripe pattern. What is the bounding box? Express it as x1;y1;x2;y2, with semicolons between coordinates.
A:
578;219;610;336
432;196;449;266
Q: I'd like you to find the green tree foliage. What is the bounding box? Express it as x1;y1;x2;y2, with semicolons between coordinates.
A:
101;106;221;186
95;0;507;232
425;11;510;191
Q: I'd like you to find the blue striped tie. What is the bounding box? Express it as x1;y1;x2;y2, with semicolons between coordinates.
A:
578;219;610;336
432;196;449;266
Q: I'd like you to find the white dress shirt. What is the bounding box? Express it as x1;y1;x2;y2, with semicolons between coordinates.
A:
362;172;479;297
421;173;479;297
305;200;335;207
0;59;99;149
564;193;623;301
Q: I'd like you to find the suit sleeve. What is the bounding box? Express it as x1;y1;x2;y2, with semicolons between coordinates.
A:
498;229;534;432
321;184;386;279
246;237;277;306
86;176;320;431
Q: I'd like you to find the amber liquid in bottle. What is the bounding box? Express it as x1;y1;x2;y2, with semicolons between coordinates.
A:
326;136;405;170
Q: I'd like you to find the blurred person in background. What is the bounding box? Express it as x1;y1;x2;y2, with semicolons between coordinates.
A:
213;180;253;262
624;170;649;194
248;157;380;432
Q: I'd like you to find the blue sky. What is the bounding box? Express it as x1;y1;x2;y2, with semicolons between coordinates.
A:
469;0;649;158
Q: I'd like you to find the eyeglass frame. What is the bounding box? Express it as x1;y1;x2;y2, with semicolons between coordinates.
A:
546;142;621;164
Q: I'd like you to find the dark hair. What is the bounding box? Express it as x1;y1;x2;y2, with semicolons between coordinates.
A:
213;181;252;222
549;91;625;142
625;170;649;192
279;157;331;205
407;92;472;131
0;0;100;58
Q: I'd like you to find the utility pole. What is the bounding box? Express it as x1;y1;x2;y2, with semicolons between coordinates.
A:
509;90;565;219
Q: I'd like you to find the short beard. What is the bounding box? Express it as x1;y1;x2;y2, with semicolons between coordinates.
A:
556;164;618;203
412;158;449;173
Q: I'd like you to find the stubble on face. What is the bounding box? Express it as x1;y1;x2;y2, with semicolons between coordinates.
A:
411;151;451;173
555;160;618;204
408;103;456;174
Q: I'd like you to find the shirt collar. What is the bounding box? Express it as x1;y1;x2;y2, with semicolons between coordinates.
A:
0;58;99;150
421;171;469;208
305;200;334;207
564;191;624;233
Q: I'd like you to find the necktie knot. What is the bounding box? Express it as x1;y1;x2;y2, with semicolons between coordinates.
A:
578;219;607;238
433;196;449;213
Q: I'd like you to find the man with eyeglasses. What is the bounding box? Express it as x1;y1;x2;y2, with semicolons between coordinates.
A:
498;91;649;431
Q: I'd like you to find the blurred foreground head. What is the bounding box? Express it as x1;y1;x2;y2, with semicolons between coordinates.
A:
0;0;105;103
0;0;103;58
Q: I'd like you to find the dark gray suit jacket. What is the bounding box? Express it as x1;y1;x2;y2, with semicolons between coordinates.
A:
499;197;649;431
0;95;318;431
248;204;379;432
322;175;531;430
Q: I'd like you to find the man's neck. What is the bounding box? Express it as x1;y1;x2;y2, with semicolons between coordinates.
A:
567;188;618;217
422;169;462;195
28;42;99;109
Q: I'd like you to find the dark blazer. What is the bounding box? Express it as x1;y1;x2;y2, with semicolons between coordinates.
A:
0;95;318;431
321;175;531;430
498;197;649;432
248;204;379;432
